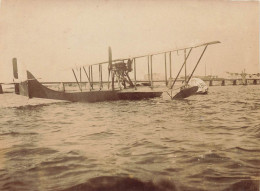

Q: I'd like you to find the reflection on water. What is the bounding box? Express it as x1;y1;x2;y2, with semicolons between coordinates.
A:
0;86;259;191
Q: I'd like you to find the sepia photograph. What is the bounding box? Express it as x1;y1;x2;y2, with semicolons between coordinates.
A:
0;0;259;190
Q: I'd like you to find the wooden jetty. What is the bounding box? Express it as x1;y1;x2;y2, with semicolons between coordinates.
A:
38;78;260;91
201;78;260;86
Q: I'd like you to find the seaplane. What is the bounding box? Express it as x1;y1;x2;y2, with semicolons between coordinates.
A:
12;41;220;102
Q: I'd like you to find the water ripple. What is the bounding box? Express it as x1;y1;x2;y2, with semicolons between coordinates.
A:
0;86;259;191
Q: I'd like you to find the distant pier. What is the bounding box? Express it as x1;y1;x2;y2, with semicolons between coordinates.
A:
202;78;260;86
138;78;260;86
0;78;259;94
42;78;260;88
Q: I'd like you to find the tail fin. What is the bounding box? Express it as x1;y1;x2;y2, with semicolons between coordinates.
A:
0;84;3;94
12;58;18;79
12;58;19;94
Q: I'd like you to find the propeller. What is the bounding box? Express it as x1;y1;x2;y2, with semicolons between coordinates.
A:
12;58;18;79
108;46;112;70
107;47;112;89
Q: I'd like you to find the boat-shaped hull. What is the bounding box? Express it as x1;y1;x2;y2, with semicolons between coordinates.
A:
18;71;162;102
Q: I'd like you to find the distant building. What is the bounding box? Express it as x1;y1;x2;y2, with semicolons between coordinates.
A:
180;75;223;81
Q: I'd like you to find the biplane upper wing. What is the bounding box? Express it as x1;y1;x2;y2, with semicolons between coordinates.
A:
87;40;221;66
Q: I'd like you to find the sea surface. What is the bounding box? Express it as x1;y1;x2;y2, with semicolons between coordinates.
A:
0;85;259;191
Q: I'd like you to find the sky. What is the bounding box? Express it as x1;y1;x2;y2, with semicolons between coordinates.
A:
0;0;259;82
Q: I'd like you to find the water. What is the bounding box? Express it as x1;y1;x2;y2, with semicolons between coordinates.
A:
0;85;259;191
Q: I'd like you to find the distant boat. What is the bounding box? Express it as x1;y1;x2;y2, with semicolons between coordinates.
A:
188;78;208;94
